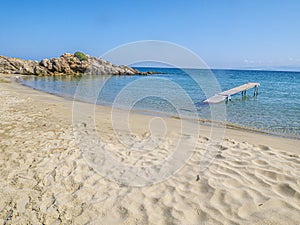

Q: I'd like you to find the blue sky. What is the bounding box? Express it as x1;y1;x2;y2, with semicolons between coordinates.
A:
1;0;300;70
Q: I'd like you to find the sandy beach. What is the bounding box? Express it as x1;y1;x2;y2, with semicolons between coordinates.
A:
0;73;300;225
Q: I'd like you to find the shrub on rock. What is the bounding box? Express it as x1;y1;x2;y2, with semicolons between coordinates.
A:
74;51;88;61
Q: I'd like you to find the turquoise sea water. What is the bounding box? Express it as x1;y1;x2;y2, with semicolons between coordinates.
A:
19;68;300;138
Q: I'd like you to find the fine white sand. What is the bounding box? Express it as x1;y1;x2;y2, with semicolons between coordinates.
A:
0;74;299;225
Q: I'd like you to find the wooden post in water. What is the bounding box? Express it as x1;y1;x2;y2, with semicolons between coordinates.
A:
253;85;259;96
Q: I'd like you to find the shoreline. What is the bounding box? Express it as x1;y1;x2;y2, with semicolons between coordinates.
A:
5;73;300;153
16;74;300;141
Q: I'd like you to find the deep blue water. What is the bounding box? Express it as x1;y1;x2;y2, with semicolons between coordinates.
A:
19;68;300;138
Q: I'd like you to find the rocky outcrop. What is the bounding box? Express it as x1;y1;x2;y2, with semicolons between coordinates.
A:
0;53;153;76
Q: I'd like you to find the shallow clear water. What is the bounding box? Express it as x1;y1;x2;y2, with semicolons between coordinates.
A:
19;68;300;138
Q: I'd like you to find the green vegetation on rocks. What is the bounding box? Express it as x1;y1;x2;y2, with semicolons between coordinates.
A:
74;51;88;61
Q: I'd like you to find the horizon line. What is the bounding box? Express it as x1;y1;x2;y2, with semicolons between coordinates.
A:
131;65;300;73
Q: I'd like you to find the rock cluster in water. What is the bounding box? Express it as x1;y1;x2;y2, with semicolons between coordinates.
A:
0;52;155;76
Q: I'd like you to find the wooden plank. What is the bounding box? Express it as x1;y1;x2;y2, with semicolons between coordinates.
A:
203;82;260;104
203;94;227;104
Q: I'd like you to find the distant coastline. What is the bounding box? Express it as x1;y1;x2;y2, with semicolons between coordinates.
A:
133;66;300;74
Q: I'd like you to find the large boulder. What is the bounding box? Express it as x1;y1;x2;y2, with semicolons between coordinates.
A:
0;56;39;75
34;65;49;76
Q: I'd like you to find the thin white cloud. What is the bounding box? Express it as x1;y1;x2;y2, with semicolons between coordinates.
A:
243;59;255;64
